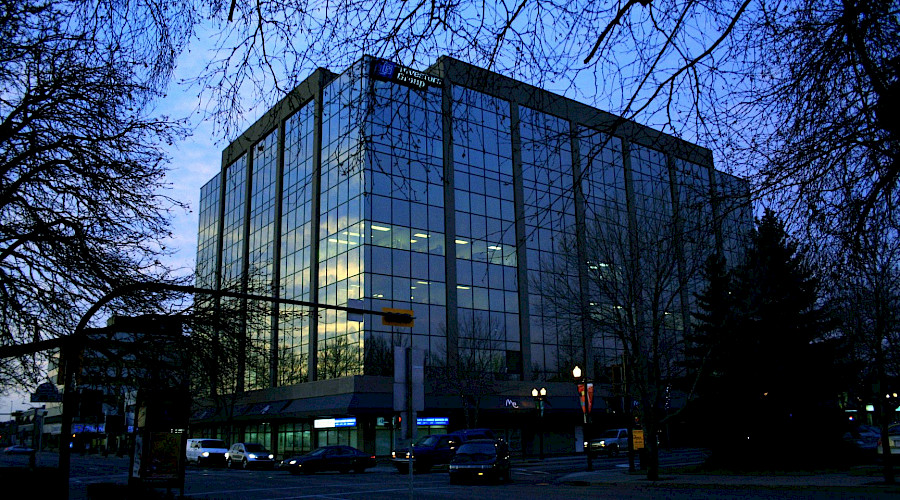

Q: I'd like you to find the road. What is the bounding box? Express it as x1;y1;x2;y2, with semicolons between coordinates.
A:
0;449;893;499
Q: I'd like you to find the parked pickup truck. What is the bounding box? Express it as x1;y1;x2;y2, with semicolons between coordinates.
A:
586;428;630;457
391;429;494;473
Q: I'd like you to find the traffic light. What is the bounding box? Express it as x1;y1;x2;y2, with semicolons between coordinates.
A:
381;308;414;327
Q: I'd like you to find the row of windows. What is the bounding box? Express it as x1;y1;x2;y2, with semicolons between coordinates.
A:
317;68;370;379
198;59;743;384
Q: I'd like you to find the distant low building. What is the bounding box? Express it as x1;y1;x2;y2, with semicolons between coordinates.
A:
41;315;187;453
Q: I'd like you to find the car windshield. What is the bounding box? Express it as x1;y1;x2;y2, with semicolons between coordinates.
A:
415;435;440;447
244;444;267;452
599;430;621;438
201;440;226;448
307;448;328;456
456;443;496;455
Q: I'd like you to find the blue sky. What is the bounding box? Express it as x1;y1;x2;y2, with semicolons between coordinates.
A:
0;5;753;413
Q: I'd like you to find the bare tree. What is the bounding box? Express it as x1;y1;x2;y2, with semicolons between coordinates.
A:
12;2;883;250
318;335;364;380
186;270;308;443
723;0;900;247
184;1;897;255
831;213;900;483
429;314;507;429
542;195;714;479
0;1;195;391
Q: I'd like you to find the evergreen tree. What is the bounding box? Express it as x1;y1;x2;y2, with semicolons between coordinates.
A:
685;252;734;398
691;209;837;466
735;209;826;414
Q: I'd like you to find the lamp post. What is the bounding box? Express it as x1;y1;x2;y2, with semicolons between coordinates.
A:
573;365;593;471
532;387;547;460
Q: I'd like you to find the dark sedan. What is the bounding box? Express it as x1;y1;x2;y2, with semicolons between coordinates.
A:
3;445;35;455
281;445;376;475
449;439;511;484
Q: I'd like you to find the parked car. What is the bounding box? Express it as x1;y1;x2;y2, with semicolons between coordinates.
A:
449;439;511;484
225;442;275;469
186;438;229;466
876;424;900;455
392;428;494;473
3;445;35;455
281;445;376;475
586;428;630;457
842;424;879;453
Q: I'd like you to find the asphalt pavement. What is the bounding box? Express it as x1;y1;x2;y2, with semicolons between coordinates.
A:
549;455;900;494
6;449;900;498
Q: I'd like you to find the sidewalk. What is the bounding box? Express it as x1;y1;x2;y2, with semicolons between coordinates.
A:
559;464;900;492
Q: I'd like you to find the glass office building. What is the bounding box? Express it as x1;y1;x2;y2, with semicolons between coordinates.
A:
194;56;750;457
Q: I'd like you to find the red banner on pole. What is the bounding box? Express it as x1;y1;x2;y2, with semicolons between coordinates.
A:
577;383;595;414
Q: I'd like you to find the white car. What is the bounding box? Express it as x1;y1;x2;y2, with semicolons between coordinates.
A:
225;442;275;469
876;424;900;455
186;438;229;466
586;428;630;457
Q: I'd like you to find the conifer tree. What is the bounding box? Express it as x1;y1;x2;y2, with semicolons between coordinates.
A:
691;209;835;465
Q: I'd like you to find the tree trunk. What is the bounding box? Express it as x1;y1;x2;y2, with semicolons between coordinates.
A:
642;393;660;481
877;343;895;484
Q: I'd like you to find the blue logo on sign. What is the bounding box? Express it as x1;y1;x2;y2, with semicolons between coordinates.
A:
374;60;396;79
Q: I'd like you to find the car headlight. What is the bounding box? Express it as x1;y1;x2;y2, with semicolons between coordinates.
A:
248;453;257;459
268;454;274;459
583;441;588;447
201;452;210;457
225;453;230;459
599;440;607;446
289;460;297;465
391;451;396;459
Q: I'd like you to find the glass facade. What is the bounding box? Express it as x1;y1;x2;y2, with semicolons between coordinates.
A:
195;56;749;454
365;67;446;373
318;65;367;380
279;100;316;385
220;154;248;393
452;87;519;377
196;174;221;290
521;106;576;379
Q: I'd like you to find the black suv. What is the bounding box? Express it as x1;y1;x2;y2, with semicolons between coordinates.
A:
449;438;511;484
391;429;494;473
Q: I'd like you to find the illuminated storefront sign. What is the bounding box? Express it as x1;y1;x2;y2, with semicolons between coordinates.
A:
71;423;106;433
371;59;443;90
417;417;449;426
314;417;357;429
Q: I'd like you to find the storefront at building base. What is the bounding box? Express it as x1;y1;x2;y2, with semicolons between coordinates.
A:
187;376;643;460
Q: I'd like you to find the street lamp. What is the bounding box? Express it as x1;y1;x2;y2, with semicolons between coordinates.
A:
532;387;547;460
573;365;593;471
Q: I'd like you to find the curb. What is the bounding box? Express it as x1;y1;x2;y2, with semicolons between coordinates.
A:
558;473;900;492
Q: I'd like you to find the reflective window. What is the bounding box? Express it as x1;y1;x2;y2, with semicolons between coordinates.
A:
279;99;316;385
318;64;368;379
520;106;578;379
453;87;519;374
